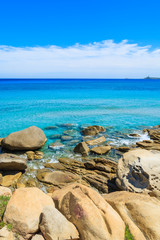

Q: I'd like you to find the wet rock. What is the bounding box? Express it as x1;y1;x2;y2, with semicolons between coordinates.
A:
37;170;81;188
129;133;141;137
82;125;105;136
40;206;79;240
0;186;12;197
103;191;160;240
48;142;64;150
4;187;54;235
136;140;160;150
116;149;160;198
117;146;131;152
1;126;47;151
86;136;106;146
26;151;35;160
1;172;22;187
44;126;58;130
34;151;43;160
52;184;125;240
63;129;80;137
91;146;111;155
0;154;27;171
74;142;90;156
61;135;73;141
49;134;61;139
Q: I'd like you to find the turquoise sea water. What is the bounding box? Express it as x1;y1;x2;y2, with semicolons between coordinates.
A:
0;79;160;137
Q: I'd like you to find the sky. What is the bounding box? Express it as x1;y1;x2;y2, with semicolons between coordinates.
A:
0;0;160;78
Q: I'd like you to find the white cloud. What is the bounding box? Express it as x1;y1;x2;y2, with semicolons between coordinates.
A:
0;40;160;78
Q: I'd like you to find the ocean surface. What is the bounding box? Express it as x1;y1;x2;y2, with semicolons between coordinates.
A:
0;79;160;158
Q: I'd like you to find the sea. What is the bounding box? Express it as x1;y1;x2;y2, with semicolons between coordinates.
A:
0;78;160;162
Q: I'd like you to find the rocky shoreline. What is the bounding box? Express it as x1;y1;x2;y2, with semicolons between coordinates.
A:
0;124;160;239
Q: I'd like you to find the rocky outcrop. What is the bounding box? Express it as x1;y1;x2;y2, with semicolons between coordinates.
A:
82;125;105;136
86;136;106;146
136;140;160;150
74;142;90;156
37;170;81;188
1;173;22;187
1;126;47;151
40;206;79;240
4;187;54;235
52;184;125;240
103;191;160;240
0;226;14;240
91;146;111;155
0;154;27;171
116;149;160;198
147;128;160;142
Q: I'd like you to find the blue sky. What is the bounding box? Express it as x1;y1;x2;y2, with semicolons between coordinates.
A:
1;0;160;78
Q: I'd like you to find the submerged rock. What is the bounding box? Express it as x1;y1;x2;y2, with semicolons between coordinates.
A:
103;191;160;240
1;126;47;151
82;125;105;136
116;149;160;198
4;187;54;235
86;136;106;146
74;142;90;156
40;206;79;240
52;184;125;240
0;153;27;171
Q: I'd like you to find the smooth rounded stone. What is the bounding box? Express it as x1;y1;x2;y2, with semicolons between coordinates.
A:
1;172;22;187
26;151;35;160
44;126;58;130
0;186;12;197
0;153;27;171
91;146;111;155
36;170;81;188
74;142;90;156
49;134;61;139
0;226;14;240
52;184;125;240
32;234;44;240
103;191;160;240
61;135;73;141
48;142;64;150
4;187;55;235
40;206;79;240
116;149;160;198
1;126;47;151
86;136;106;146
117;146;131;152
129;133;141;138
82;125;105;136
136;140;160;150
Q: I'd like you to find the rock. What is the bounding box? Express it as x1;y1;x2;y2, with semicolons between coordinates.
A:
4;187;54;235
1;172;22;187
26;151;35;160
0;138;3;147
0;186;12;197
44;126;58;130
52;184;125;240
61;135;73;141
74;142;90;156
34;151;43;160
117;146;131;152
44;162;66;170
147;128;160;142
86;136;106;146
129;133;141;137
0;226;14;240
37;170;81;188
40;205;79;240
0;154;27;171
136;140;160;150
49;134;61;139
32;234;45;240
1;126;47;151
91;146;111;155
84;161;96;169
58;123;77;128
103;191;160;240
116;149;160;198
48;142;64;150
82;125;105;136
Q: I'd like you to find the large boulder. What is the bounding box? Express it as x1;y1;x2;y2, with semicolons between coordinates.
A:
4;187;54;235
52;184;125;240
103;191;160;240
116;149;160;198
0;154;27;171
82;125;105;136
40;206;79;240
1;126;47;151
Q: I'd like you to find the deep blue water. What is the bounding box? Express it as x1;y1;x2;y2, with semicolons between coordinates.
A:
0;78;160;138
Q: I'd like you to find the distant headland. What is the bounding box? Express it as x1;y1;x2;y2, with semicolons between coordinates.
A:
144;76;160;79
